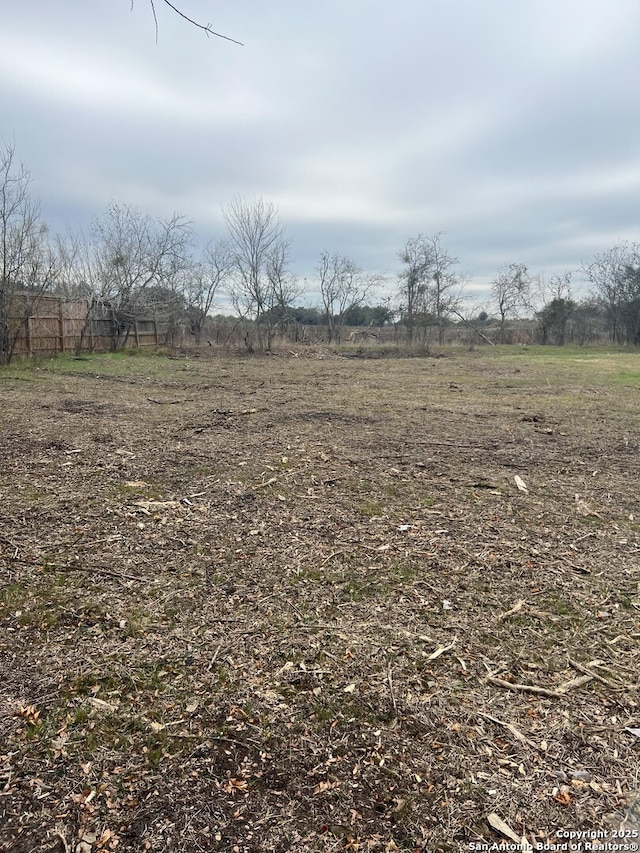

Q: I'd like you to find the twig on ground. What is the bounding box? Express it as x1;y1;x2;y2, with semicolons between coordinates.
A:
486;676;563;698
568;657;619;688
387;663;398;714
147;397;194;405
555;674;595;693
477;711;540;750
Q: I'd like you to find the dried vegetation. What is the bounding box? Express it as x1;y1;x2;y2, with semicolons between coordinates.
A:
0;345;639;852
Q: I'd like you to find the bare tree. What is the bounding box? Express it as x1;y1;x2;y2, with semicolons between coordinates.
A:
90;202;193;349
317;252;378;344
547;271;573;303
584;243;640;344
0;143;57;364
184;240;232;343
535;273;575;346
491;263;532;343
398;236;430;344
398;233;463;345
264;239;302;346
224;196;291;350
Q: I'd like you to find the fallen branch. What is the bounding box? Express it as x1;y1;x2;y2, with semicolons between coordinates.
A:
487;672;596;697
555;674;595;694
387;664;398;713
486;676;563;699
426;637;457;661
477;711;540;750
253;477;277;490
450;308;496;346
487;812;532;849
568;657;619;689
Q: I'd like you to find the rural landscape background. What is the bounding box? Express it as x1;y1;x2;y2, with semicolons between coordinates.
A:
1;138;640;365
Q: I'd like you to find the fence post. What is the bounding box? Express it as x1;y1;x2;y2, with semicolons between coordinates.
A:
58;299;65;353
134;320;140;348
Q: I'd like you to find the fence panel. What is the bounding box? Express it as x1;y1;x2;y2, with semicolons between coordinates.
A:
9;295;167;358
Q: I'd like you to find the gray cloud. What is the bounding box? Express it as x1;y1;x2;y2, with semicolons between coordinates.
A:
1;0;638;304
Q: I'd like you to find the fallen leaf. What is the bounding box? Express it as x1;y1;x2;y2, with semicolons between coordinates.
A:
16;705;40;724
343;683;356;693
554;790;572;805
514;475;528;493
87;697;117;712
500;599;526;619
225;778;248;794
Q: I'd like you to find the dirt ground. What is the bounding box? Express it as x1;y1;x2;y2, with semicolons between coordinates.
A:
1;345;639;853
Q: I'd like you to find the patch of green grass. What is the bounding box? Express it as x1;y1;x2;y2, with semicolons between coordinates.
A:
0;576;75;630
70;671;123;696
612;369;640;386
71;706;90;727
111;479;167;502
358;499;384;517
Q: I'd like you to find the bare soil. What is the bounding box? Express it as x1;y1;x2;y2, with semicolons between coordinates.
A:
1;345;639;853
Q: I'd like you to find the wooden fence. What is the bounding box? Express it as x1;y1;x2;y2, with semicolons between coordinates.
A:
9;295;164;358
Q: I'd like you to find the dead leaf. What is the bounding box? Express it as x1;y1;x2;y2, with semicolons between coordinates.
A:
87;697;117;713
554;790;572;805
500;598;526;620
225;778;248;794
51;732;69;758
514;475;528;493
16;704;40;724
343;683;356;693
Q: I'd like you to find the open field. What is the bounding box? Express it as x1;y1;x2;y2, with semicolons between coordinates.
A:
1;345;639;852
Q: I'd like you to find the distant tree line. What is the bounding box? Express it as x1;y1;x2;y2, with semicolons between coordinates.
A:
1;141;639;363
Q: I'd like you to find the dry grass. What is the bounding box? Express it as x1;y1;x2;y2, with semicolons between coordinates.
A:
1;345;639;852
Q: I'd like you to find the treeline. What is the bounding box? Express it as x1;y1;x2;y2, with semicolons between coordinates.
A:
1;142;639;363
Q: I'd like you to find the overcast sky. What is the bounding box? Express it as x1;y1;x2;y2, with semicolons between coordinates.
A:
2;0;639;304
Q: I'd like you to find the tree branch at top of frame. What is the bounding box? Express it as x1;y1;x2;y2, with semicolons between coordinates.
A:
143;0;244;46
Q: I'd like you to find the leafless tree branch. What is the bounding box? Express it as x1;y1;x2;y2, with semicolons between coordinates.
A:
142;0;243;45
